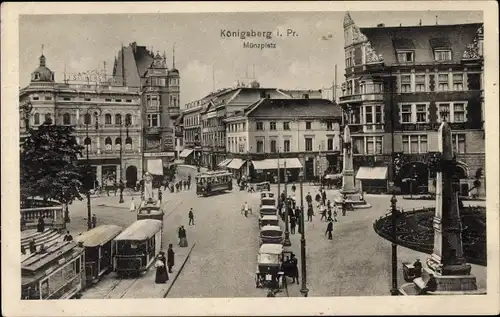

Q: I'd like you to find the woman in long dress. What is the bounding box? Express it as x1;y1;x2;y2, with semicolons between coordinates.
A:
36;216;45;233
154;252;169;284
179;226;188;247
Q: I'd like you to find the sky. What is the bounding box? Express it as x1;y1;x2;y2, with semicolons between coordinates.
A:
19;10;483;106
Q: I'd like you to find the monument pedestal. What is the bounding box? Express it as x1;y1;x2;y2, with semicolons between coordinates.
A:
333;189;371;209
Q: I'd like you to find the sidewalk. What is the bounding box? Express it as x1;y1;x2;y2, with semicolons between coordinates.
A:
81;242;196;299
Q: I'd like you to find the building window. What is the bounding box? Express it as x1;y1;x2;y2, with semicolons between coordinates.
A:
84;113;91;125
434;50;452;61
270;139;277;153
416;104;427;123
44;113;51;123
438;103;450;122
305;121;312;129
105;98;112;102
147;114;160;127
366;136;383;154
453;103;466;122
115;114;122;125
63;113;71;125
326;121;333;130
115;99;122;102
401;75;411;92
402;135;427;153
284;140;291;152
84;137;91;145
256;122;264;131
45;96;52;101
366;106;373;124
453;74;464;91
242;122;246;131
452;134;466;153
397;51;414;63
269;121;276;130
283;122;290;130
256;140;264;153
34;113;40;125
415;75;426;92
105;114;112;125
327;138;334;151
438;74;449;91
126;99;132;103
63;97;71;101
125;137;132;150
345;51;353;68
374;106;383;123
125;114;132;125
401;104;412;123
353;137;364;154
305;138;313;151
105;137;112;150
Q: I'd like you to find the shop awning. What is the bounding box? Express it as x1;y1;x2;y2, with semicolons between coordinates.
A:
218;158;232;168
355;167;388;180
179;149;194;158
227;158;245;170
252;158;303;170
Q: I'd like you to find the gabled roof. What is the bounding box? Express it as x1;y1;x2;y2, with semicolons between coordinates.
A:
360;23;483;65
246;98;341;119
113;43;154;87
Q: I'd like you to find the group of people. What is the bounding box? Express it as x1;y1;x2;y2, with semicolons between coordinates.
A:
154;244;176;284
281;253;300;284
162;174;192;193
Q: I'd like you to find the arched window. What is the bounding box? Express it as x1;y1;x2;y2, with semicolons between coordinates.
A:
115;137;121;150
63;113;71;125
125;137;132;150
115;114;122;125
44;113;52;124
84;113;91;125
173;97;177;107
125;114;132;125
34;113;40;125
105;137;112;150
84;137;91;145
105;113;112;125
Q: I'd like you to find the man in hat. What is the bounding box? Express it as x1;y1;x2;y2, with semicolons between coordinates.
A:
325;219;334;240
413;258;422;278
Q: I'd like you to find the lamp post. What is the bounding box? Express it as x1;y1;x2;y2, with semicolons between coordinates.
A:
298;171;309;297
119;116;131;203
277;147;281;204
390;194;399;295
85;107;102;230
283;159;292;247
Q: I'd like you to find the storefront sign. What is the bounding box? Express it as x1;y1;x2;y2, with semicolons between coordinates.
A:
144;152;175;157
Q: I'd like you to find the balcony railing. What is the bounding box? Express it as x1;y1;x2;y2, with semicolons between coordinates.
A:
339;94;362;104
21;206;65;231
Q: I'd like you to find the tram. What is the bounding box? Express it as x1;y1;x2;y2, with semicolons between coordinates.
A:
113;219;163;277
196;171;233;196
21;240;85;300
137;199;164;221
75;225;123;285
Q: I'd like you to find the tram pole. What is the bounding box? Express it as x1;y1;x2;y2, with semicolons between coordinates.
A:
85;107;101;230
277;148;281;206
299;171;309;297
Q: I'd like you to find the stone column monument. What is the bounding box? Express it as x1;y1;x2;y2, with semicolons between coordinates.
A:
399;122;482;295
143;172;154;202
334;125;370;208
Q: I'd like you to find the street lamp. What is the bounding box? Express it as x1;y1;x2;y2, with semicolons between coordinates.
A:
298;171;309;297
390;194;399;295
283;159;292;247
118;116;131;203
85;107;102;230
277;147;281;206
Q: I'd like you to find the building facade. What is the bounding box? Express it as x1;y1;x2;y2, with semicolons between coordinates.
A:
113;42;180;176
20;54;143;187
340;13;484;196
225;98;343;182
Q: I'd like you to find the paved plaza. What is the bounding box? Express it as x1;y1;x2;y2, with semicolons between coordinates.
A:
68;166;487;298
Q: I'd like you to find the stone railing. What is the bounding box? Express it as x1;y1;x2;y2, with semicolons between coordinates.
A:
21;205;66;231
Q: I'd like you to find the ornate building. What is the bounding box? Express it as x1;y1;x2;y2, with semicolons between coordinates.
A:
340;12;484;196
19;53;143;187
113;42;180;176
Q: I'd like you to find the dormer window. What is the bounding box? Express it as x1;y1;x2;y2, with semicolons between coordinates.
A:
397;51;414;63
434;49;452;61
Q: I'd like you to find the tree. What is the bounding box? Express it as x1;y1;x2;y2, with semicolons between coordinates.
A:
20;119;85;220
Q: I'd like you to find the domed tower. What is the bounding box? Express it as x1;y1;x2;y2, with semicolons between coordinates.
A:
167;44;180;121
31;54;55;83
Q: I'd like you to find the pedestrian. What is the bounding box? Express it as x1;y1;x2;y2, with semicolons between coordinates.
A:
291;183;296;193
119;180;125;197
413;258;423;278
188;208;195;225
175;182;179;192
179;226;188;247
63;231;73;242
290;253;299;284
130;197;136;213
306;192;312;205
167;244;175;273
315;192;321;203
29;239;36;254
333;204;338;222
158;189;163;203
290;216;296;234
307;205;313;222
325;220;333;240
243;201;249;217
322;190;327;205
154;252;169;283
91;214;97;228
327;203;332;220
281;192;286;203
320;205;327;221
36;216;45;233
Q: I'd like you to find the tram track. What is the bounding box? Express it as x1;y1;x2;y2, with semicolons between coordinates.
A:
94;197;186;299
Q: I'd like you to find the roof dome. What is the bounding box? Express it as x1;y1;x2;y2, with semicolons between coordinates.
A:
31;55;54;82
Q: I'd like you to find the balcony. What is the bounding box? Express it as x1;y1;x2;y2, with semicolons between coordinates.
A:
169;107;180;117
339;94;362;104
145;127;161;135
